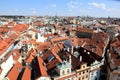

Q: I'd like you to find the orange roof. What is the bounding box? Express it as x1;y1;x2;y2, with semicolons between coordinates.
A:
0;68;2;74
51;36;69;43
44;34;54;37
47;59;60;70
0;37;14;55
4;49;21;61
7;62;22;80
26;54;34;63
22;39;37;45
77;27;94;34
12;24;29;32
114;59;120;67
36;56;48;76
38;42;49;51
51;47;62;63
42;50;52;60
21;66;31;80
42;48;62;70
29;29;41;33
57;43;64;50
70;37;79;47
110;36;120;47
8;22;15;26
66;25;73;31
34;21;41;26
26;48;37;63
78;26;83;28
78;31;109;57
1;24;7;28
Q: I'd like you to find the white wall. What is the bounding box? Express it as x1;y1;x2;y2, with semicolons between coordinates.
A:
0;55;14;79
37;76;51;80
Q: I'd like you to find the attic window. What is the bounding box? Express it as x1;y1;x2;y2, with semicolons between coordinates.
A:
83;65;85;68
47;54;54;62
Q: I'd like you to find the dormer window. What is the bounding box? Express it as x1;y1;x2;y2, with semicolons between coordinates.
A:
82;64;86;69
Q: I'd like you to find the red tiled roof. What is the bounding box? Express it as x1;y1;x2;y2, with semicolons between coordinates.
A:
0;68;2;74
66;25;73;31
12;24;29;32
114;59;120;67
111;39;120;47
0;37;15;55
38;42;49;51
70;37;79;47
26;48;37;63
80;31;109;57
109;50;118;59
8;22;15;26
77;28;94;34
7;62;22;80
35;56;48;77
44;34;54;37
57;43;64;50
51;46;62;63
47;59;60;70
51;36;69;43
34;21;42;26
42;44;62;70
21;66;31;80
29;29;41;33
22;39;37;45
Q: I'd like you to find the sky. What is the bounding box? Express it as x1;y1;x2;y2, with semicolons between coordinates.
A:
0;0;120;17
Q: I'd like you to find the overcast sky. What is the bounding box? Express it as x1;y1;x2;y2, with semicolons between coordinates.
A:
0;0;120;17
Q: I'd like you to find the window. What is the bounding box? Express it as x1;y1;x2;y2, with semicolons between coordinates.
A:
87;70;89;73
79;72;81;75
83;65;85;68
62;70;65;75
71;77;75;80
82;76;84;79
118;74;120;77
67;69;70;73
86;75;88;78
83;71;85;74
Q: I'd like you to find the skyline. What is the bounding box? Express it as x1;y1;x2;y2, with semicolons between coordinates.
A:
0;0;120;17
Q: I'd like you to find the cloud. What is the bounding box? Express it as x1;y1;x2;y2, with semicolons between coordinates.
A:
50;3;56;7
32;11;36;14
30;8;37;14
67;0;83;12
89;2;107;10
80;10;86;13
15;9;19;11
68;1;78;9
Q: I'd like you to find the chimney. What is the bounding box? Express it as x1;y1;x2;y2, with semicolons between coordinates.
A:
84;49;86;53
87;52;90;55
80;56;82;61
69;54;71;64
71;46;74;54
67;48;70;52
